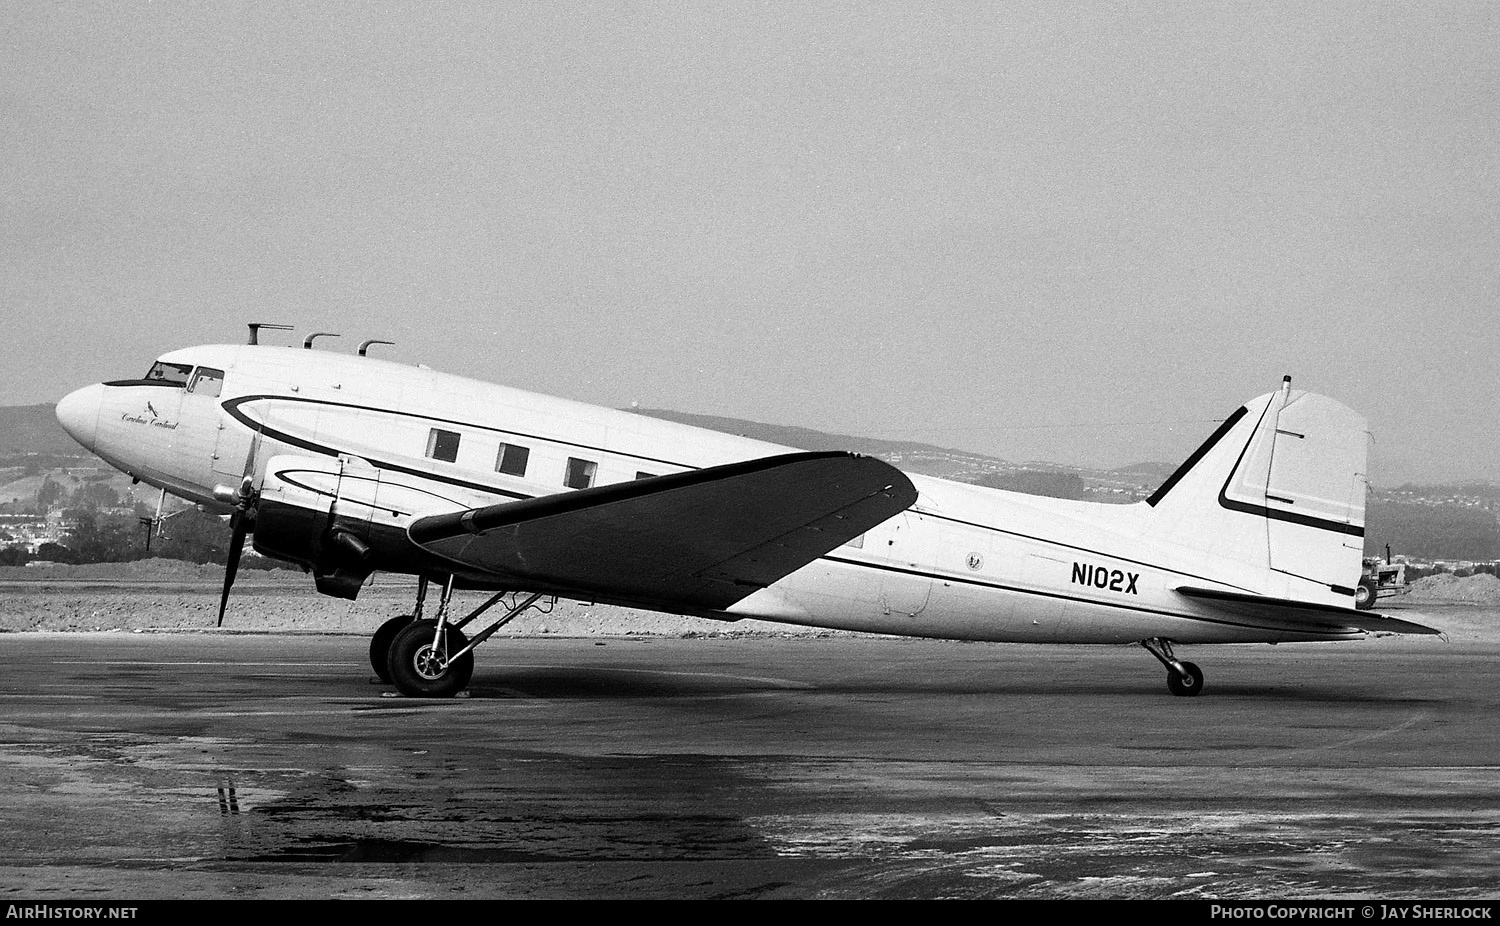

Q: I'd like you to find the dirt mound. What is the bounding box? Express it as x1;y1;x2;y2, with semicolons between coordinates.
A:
1403;572;1500;604
0;557;306;584
0;558;220;581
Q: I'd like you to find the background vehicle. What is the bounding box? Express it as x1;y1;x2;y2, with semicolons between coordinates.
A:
1357;547;1407;610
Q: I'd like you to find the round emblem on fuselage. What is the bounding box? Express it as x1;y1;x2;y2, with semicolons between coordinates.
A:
966;552;983;571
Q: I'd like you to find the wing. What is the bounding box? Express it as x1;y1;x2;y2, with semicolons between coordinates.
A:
1175;586;1440;636
408;451;917;612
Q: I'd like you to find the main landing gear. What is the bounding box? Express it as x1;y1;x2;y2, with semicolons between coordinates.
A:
369;574;552;698
1141;637;1204;697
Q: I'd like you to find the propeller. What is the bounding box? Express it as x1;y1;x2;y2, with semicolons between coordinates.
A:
217;429;262;627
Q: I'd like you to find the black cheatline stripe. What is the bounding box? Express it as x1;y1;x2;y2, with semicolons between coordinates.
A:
220;398;532;500
1219;494;1366;536
218;390;1351;605
819;554;1359;638
1212;400;1365;537
104;379;186;389
911;510;1260;594
273;469;480;517
224;400;883;545
223;392;1251;596
221;394;702;472
1141;395;1364;537
1146;406;1247;507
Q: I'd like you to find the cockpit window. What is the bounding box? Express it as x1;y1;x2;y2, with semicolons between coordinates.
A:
145;361;193;385
188;367;224;398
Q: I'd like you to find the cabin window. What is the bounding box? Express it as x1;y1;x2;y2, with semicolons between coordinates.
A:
564;457;597;489
634;471;657;480
188;367;224;398
425;428;461;463
495;443;530;477
144;361;193;386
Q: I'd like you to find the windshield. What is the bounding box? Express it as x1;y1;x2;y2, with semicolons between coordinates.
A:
144;361;193;385
188;366;224;397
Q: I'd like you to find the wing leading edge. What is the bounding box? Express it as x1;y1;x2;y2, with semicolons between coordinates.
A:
1176;586;1440;636
408;451;918;613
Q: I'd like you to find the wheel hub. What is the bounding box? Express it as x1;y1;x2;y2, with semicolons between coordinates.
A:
413;643;449;679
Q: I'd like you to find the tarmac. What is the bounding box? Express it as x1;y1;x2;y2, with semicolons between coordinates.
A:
0;599;1497;900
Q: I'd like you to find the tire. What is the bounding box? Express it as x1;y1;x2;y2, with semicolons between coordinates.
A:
1354;578;1377;611
369;614;415;682
1167;661;1204;697
386;619;474;698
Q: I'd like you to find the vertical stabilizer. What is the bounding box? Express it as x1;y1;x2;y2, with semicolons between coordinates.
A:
1145;381;1368;600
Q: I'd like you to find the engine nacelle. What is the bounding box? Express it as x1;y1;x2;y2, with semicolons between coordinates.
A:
251;454;470;599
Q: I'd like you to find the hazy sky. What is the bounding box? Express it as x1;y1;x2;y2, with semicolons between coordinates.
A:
3;2;1497;484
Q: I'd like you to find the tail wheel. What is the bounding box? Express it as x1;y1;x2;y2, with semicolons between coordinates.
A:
1167;661;1204;697
369;614;415;682
1354;578;1377;611
387;619;474;698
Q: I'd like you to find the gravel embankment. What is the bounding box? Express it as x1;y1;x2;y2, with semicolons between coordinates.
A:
0;560;802;636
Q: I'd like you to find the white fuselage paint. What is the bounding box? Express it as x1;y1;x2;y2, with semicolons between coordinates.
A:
57;344;1353;646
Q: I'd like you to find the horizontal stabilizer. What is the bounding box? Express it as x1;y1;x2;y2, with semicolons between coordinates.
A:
408;451;917;612
1176;586;1440;636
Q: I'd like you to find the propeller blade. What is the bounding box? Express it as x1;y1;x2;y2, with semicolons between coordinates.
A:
219;511;248;627
242;426;262;479
219;426;263;628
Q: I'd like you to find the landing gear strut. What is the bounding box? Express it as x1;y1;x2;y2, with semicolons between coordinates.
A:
1141;637;1204;697
387;619;474;698
377;575;551;698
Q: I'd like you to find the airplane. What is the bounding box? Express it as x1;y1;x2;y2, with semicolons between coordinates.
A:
53;326;1438;698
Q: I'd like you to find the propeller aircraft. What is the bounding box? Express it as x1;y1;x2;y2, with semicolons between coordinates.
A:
53;326;1437;698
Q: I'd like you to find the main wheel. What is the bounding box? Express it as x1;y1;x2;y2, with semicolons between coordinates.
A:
387;619;474;698
1354;578;1377;611
369;614;415;682
1167;661;1204;697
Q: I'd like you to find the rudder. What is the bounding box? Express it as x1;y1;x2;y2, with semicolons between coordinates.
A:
1144;378;1367;602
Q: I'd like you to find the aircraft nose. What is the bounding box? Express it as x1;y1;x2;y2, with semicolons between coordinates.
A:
56;384;104;452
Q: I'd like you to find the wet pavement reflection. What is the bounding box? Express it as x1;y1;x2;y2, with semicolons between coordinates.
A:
1;629;1497;899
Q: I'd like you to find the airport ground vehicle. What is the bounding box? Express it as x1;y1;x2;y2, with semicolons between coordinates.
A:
1356;552;1407;610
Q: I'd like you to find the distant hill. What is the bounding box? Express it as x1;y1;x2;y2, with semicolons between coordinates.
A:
628;408;1161;500
624;409;966;458
0;401;1210;503
627;409;1500;562
0;404;77;456
1365;502;1500;562
1109;460;1178;480
971;469;1088;500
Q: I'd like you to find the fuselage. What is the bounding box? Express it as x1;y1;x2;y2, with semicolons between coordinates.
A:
55;344;1357;646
